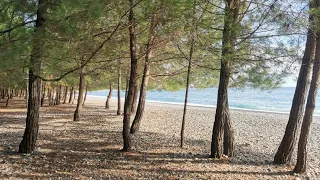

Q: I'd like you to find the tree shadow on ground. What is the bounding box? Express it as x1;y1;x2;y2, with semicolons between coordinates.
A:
0;99;294;179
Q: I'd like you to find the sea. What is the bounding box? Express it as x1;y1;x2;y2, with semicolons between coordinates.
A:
87;87;320;115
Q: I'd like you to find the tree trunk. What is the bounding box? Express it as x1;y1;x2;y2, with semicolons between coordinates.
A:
19;0;48;153
68;86;74;104
131;11;158;134
274;11;316;164
210;0;238;158
74;67;85;121
106;82;113;109
122;0;138;151
293;31;320;173
82;82;88;106
72;90;76;104
125;70;130;102
55;84;62;105
130;82;139;114
63;86;68;104
40;83;45;107
1;88;5;99
6;88;10;107
117;61;122;115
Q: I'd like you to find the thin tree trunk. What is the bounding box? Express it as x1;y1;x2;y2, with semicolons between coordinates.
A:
63;86;68;104
274;11;316;164
131;10;158;134
55;84;61;105
122;0;138;151
48;88;52;106
125;70;130;102
6;88;10;107
82;82;88;106
68;86;74;104
293;31;320;173
74;67;85;121
106;82;113;109
117;61;122;115
19;0;48;153
130;82;139;114
19;89;23;98
210;0;238;158
40;83;45;107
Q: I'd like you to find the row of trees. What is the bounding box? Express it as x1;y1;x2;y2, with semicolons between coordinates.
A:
0;0;318;174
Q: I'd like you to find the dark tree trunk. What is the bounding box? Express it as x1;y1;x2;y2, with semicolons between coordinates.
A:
74;67;85;121
274;11;316;164
117;61;122;115
19;0;48;153
6;88;10;107
130;82;139;114
48;88;52;106
131;11;157;134
1;88;5;99
63;86;68;104
68;86;74;104
82;82;88;106
10;89;13;99
210;0;238;158
55;84;62;105
294;31;320;173
19;89;23;98
125;70;130;102
106;82;113;109
40;83;45;107
122;0;138;151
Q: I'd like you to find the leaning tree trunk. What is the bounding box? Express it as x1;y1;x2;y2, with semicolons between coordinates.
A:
131;11;157;134
274;11;316;164
19;0;48;153
106;82;113;109
63;86;68;104
82;82;88;106
294;31;320;173
74;67;85;121
210;0;238;158
130;80;139;114
68;86;74;104
122;0;138;151
117;61;122;115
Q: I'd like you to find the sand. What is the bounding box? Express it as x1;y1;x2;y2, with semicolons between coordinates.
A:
0;96;319;179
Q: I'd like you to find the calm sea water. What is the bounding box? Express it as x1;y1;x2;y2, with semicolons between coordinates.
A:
87;87;320;115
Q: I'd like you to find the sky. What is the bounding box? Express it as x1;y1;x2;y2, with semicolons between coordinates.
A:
282;76;297;87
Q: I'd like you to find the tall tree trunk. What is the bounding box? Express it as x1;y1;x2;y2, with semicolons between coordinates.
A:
122;0;138;151
117;61;122;115
82;82;88;106
274;10;316;164
106;82;113;109
19;89;23;98
74;67;85;121
63;86;68;104
55;84;61;105
131;11;158;134
210;0;238;158
294;31;320;173
19;0;48;153
68;86;74;104
1;88;5;99
125;70;130;102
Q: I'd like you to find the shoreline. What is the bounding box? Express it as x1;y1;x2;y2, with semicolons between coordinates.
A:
87;95;320;117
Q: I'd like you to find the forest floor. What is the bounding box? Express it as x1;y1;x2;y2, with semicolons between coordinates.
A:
0;97;319;179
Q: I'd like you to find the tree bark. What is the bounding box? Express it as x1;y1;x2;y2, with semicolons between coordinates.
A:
63;86;68;104
131;10;158;134
106;82;113;109
72;90;76;104
55;84;62;105
74;67;85;121
82;82;88;106
6;88;10;107
210;0;238;158
19;0;48;153
131;82;139;114
274;11;316;164
117;61;122;115
68;86;74;104
122;0;138;151
294;31;320;173
40;83;45;107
